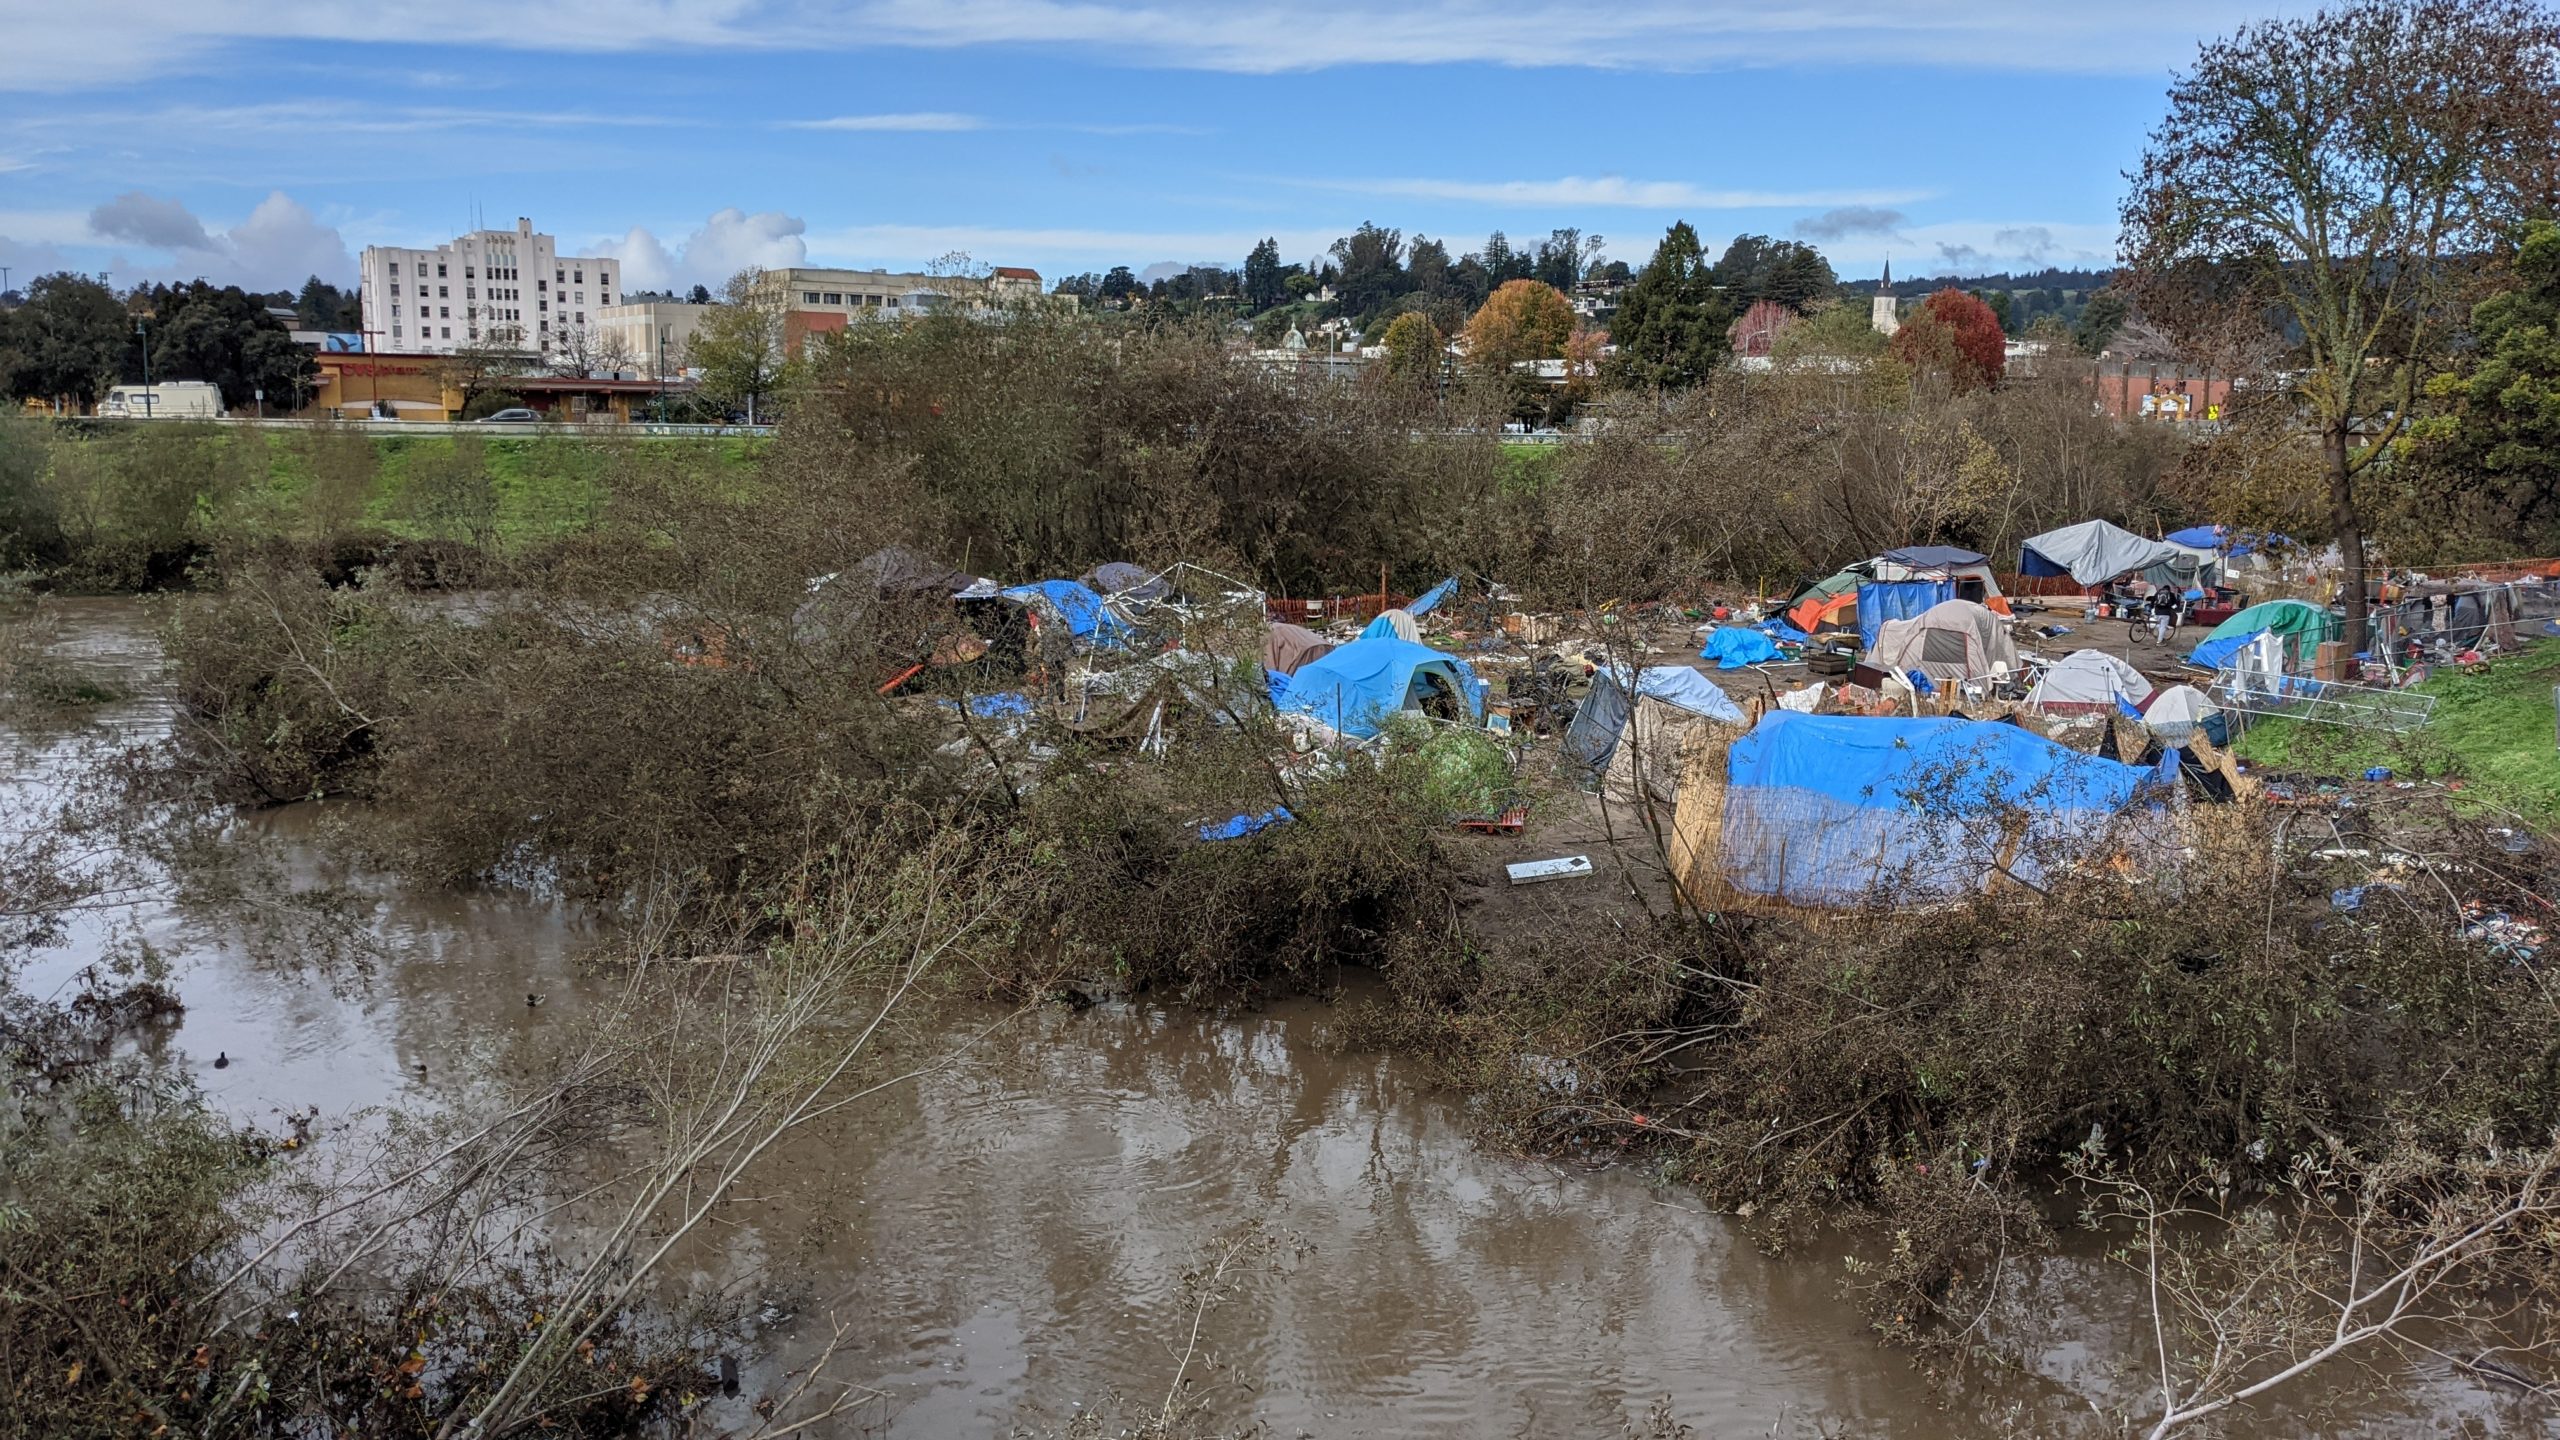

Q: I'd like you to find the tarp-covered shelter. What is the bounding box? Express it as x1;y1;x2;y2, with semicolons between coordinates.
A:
1858;580;1957;651
999;579;1128;648
1869;545;2012;615
2020;520;2197;588
1360;608;1421;643
2144;685;2217;744
1782;570;1865;637
1866;599;2019;682
1276;636;1483;740
1081;561;1170;602
2188;599;2337;670
1566;667;1747;806
1702;626;1782;669
846;544;980;598
1263;623;1335;678
2026;649;2154;713
1717;712;2158;907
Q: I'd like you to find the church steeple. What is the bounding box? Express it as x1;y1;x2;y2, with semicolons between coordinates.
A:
1870;256;1901;338
1880;255;1892;290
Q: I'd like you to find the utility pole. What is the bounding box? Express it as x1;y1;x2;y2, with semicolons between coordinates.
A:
134;317;153;418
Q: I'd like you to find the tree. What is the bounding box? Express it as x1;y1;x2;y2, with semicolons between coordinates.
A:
1405;235;1455;298
432;327;533;421
686;283;712;305
294;275;358;331
1242;237;1286;312
1711;234;1837;313
2411;219;2560;543
1480;230;1532;287
2;274;125;409
1973;288;2012;334
684;268;793;423
2120;0;2560;651
136;281;316;412
1462;280;1576;373
1727;298;1799;358
1377;311;1443;387
548;321;638;379
1607;222;1731;390
1771;299;1889;361
1328;222;1410;326
1891;288;2008;392
1097;266;1139;308
1532;228;1603;292
2074;289;2129;355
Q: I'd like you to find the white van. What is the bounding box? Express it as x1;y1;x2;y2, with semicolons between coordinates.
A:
102;382;226;419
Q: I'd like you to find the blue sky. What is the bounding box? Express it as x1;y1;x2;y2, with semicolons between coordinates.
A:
0;2;2305;295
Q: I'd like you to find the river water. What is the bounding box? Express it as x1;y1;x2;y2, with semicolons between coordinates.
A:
7;598;2525;1438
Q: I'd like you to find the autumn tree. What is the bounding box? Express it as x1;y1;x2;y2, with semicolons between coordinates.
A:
1461;279;1576;373
2120;0;2560;650
1727;299;1798;359
1890;288;2007;392
1607;222;1729;390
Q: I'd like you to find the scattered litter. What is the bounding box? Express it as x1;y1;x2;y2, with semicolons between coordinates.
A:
2461;900;2546;962
2363;766;2393;781
1507;855;1594;885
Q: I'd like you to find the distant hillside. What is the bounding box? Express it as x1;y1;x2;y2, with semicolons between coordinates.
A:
1878;266;2115;298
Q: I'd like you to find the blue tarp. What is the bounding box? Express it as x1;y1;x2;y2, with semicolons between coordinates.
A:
1858;580;1956;652
1702;627;1782;669
1000;580;1126;644
1566;665;1747;769
967;693;1032;718
1276;636;1484;740
1720;712;2154;906
1408;576;1459;618
1198;807;1293;841
1627;666;1747;723
2186;628;2267;671
2166;525;2225;549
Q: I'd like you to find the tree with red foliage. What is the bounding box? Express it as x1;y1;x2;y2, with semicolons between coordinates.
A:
1891;287;2006;391
1726;299;1798;359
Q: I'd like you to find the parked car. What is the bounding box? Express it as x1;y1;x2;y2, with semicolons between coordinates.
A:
475;408;539;423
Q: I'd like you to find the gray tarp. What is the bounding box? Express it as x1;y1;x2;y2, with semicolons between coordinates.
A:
2019;520;2191;587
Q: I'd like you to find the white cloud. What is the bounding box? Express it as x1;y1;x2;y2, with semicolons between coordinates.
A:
0;1;2300;91
1307;175;1928;210
220;192;357;287
53;190;355;288
803;221;1345;274
603;208;809;290
1821;219;2117;277
786;112;989;131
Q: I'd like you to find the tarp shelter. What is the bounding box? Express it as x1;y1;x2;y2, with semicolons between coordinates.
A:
1782;570;1865;636
2027;649;2155;713
1408;576;1459;618
1866;599;2019;682
1858;580;1957;651
2144;685;2217;744
1263;623;1335;677
845;544;980;598
1360;608;1421;643
1566;666;1747;805
2020;520;2195;588
1870;546;2012;615
1000;580;1128;648
1277;636;1483;740
1081;561;1170;602
1717;711;2157;907
1702;626;1782;669
2188;599;2337;670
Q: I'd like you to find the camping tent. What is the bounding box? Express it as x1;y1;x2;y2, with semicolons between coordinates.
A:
2020;520;2196;588
1081;561;1171;602
1869;545;2013;615
1567;666;1746;803
2186;598;2337;671
1782;570;1866;636
1360;608;1421;643
2144;685;2217;744
1276;636;1484;739
1263;623;1335;677
999;579;1128;648
2026;649;2155;713
1866;599;2019;682
1857;580;1956;650
1717;711;2158;907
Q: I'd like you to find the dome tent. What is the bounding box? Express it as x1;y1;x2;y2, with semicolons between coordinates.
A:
2026;649;2155;713
1276;636;1483;740
1867;599;2019;683
2186;598;2338;671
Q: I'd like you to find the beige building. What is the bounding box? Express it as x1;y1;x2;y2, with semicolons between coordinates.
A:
360;217;621;358
594;300;711;377
766;265;1045;354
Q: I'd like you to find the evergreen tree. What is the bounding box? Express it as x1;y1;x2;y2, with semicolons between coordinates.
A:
1607;222;1731;390
1242;237;1286;312
2415;218;2560;535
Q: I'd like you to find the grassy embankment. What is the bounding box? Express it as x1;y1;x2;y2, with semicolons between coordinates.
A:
2235;638;2560;828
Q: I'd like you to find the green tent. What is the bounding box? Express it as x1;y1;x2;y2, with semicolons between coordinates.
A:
2199;598;2339;667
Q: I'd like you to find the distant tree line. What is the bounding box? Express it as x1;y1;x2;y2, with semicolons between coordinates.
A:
0;271;358;412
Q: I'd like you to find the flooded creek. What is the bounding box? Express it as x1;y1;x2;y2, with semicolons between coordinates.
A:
8;597;2528;1438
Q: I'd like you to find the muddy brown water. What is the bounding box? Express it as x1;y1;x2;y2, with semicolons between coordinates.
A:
6;597;2529;1438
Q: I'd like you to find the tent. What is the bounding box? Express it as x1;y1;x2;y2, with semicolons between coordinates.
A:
1408;576;1459;618
2187;598;2337;670
1702;626;1782;669
1360;608;1421;643
1263;622;1335;677
1718;711;2158;907
1782;570;1866;636
1866;599;2019;682
843;544;980;598
2026;649;2155;713
1276;636;1484;740
1566;666;1746;805
1870;545;2013;615
999;579;1129;648
2020;520;2195;588
2144;685;2217;744
1858;580;1957;651
1081;561;1171;602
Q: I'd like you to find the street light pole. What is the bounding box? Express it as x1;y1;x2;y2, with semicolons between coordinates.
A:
134;317;153;418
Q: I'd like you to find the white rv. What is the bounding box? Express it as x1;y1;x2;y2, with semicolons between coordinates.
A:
102;382;226;419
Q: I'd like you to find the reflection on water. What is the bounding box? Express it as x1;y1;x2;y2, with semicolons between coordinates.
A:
4;597;2524;1438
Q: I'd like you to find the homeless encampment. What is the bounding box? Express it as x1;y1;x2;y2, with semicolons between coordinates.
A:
1565;666;1746;804
2020;520;2199;589
1857;580;1956;650
1866;599;2019;683
1710;711;2159;907
1868;545;2012;614
1081;561;1171;602
2026;649;2155;713
998;579;1128;651
1263;623;1335;678
2185;598;2339;671
1781;570;1865;637
1276;636;1484;740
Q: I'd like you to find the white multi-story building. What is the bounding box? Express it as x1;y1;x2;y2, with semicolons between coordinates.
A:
358;218;621;357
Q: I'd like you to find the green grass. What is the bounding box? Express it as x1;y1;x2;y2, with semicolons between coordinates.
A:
2234;639;2560;827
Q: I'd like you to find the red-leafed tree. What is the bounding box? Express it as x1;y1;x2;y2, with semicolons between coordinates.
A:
1727;298;1798;359
1891;287;2007;392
